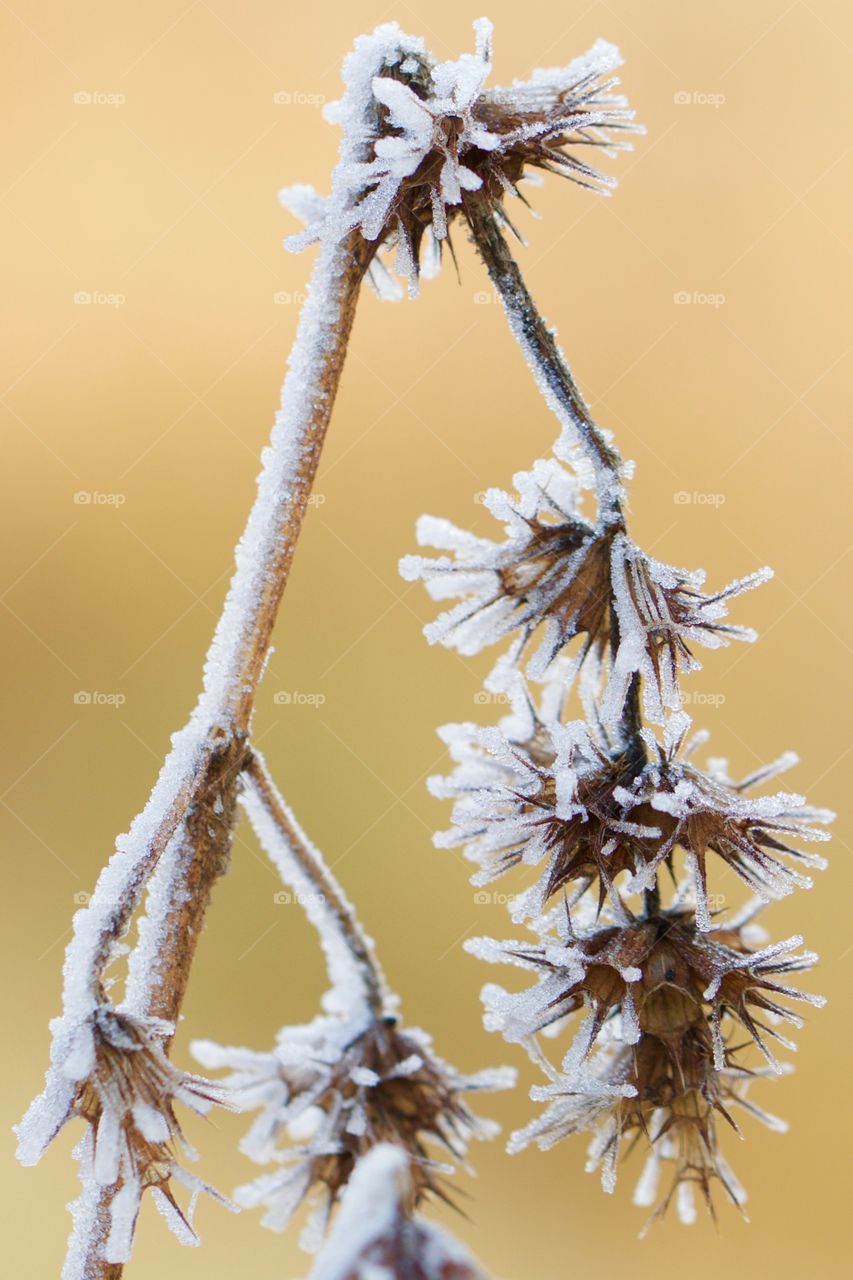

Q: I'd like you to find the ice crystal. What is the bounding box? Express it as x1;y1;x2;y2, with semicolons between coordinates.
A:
469;903;824;1071
616;713;833;926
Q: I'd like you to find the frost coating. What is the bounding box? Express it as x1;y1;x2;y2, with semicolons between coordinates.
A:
308;1144;489;1279
17;1008;232;1275
429;678;831;933
239;755;391;1014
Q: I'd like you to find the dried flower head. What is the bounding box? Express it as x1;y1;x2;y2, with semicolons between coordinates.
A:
432;688;830;925
192;1007;514;1249
308;1144;490;1280
471;904;823;1070
432;711;648;919
513;1035;784;1228
16;1005;229;1262
475;894;823;1227
402;456;771;724
400;458;604;675
284;20;638;295
603;534;773;726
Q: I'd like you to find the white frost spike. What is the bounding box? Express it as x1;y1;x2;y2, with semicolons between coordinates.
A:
601;534;772;730
279;183;328;252
151;1188;200;1248
676;1179;696;1226
104;1179;142;1264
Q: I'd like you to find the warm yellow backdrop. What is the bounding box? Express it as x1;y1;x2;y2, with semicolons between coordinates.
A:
3;2;851;1277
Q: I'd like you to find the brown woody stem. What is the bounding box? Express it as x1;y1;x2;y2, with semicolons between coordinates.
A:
464;191;624;516
74;228;373;1279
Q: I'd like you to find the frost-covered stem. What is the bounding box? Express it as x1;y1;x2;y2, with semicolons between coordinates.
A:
61;228;372;1280
222;230;374;732
124;225;374;1019
609;610;644;763
464;191;624;517
67;1176;122;1280
242;749;389;1016
58;224;373;1029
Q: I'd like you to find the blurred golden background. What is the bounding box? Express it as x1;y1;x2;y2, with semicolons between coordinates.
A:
3;1;851;1276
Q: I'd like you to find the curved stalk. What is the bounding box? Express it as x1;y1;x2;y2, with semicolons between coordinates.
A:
242;749;390;1018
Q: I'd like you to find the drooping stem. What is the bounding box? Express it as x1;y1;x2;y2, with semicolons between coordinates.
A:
242;749;390;1018
464;191;624;518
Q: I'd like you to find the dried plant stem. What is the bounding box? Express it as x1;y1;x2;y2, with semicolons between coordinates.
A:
242;749;389;1016
464;192;623;512
69;228;373;1280
465;191;645;752
71;1194;122;1280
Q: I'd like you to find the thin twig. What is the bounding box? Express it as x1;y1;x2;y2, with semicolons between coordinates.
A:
464;190;624;516
66;227;373;1280
242;748;389;1018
